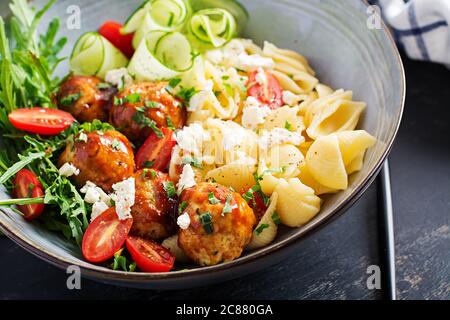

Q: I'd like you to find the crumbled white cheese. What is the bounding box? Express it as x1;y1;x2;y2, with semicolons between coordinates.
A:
80;181;112;206
177;164;196;195
282;90;303;107
175;123;211;156
241;97;272;130
84;187;100;204
255;67;267;85
236;53;274;71
105;68;133;89
78;132;88;143
177;212;191;230
259;128;305;150
90;201;110;222
110;177;135;220
58;163;80;177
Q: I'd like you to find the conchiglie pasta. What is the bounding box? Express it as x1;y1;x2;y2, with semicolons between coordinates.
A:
272;69;318;94
206;162;256;192
335;130;377;168
346;152;365;175
298;163;338;195
247;192;279;251
257;161;281;195
315;84;334;98
304;89;353;126
260;106;305;134
162;235;190;263
306;99;366;140
274;178;321;227
305;134;348;190
262;144;304;179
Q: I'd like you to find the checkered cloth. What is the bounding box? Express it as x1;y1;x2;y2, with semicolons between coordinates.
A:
369;0;450;67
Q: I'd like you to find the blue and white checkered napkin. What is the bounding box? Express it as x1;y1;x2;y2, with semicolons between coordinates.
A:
370;0;450;67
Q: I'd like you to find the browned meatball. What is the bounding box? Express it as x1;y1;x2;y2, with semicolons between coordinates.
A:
109;82;186;143
131;169;177;240
57;75;116;123
59;130;134;192
178;182;256;266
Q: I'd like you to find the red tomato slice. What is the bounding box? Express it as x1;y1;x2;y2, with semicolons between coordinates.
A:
135;127;176;171
13;169;45;221
99;21;134;59
240;186;269;221
247;69;284;109
126;235;175;272
82;207;133;263
8;108;75;136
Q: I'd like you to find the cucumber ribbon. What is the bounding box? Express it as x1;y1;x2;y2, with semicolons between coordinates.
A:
70;32;129;79
122;0;192;49
127;30;193;81
187;8;237;51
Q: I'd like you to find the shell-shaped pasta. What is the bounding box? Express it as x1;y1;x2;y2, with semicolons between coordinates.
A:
206;162;256;192
346;152;365;175
274;178;321;227
315;84;334;98
257;161;281;195
262;144;304;179
299;140;313;156
247;192;279;251
305;134;348;190
272;70;318;94
162;235;190;263
304;89;353;126
298;163;338;195
263;41;315;75
260;105;304;134
306;99;366;140
335;130;377;167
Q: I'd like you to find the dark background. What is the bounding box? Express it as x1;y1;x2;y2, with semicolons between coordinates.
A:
1;56;449;300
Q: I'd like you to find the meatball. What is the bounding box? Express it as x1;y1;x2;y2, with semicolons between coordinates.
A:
178;182;256;266
57;75;116;123
109;82;186;143
131;169;177;240
59;130;134;192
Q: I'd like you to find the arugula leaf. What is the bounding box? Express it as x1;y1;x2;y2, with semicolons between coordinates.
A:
111;249;136;272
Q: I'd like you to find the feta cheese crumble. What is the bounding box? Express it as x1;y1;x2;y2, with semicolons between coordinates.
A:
177;164;196;195
177;212;191;230
80;181;112;205
241;97;272;130
90;201;110;222
259;128;305;150
105;68;133;89
110;177;135;220
175;123;211;156
255;67;268;85
58;163;79;177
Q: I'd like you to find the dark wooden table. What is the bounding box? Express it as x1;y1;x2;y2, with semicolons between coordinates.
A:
1;56;449;300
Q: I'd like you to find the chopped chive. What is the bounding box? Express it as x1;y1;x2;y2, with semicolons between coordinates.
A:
178;201;188;215
285;121;293;131
199;212;214;234
168;78;182;89
208;192;220;205
163;181;176;198
255;224;270;236
145;100;160;109
166;116;175;131
111;139;121;151
96;82;112;90
142;160;155;168
222;194;233;215
271;212;281;225
181;156;203;169
124;93;141;103
60;92;82;106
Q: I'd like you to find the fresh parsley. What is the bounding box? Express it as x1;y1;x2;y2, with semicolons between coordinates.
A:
285;121;293;131
222;194;233;215
60;92;82;106
271;212;281;225
199;211;214;234
178;201;188;215
182;156;203;169
145;100;160;109
163;181;176;198
111;139;121;151
132;109;163;138
166;116;175;131
208;192;220;205
255;224;270;236
142;160;155;168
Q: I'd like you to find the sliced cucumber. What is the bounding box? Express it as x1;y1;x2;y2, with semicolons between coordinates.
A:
188;8;236;51
127;31;193;81
190;0;248;34
122;0;192;49
70;32;129;79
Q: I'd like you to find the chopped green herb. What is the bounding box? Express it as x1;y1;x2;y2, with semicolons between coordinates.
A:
132;110;163;138
166;116;175;131
145;100;160;109
60;92;81;106
77;132;88;143
242;185;261;203
208;192;220;205
271;212;281;225
223;83;234;97
163;181;176;198
142;168;157;179
111;250;136;272
96;82;112;90
182;156;203;169
255;224;270;235
222;75;230;81
142;160;155;168
222;194;233;215
111;139;121;151
168;78;182;89
285;121;293;131
114;96;123;106
178;201;188;215
199;212;214;234
176;87;199;104
167;12;175;26
124;93;141;103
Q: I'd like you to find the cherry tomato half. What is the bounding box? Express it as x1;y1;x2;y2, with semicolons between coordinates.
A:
240;186;269;222
99;21;134;59
82;207;133;263
13;169;45;221
135;127;176;171
126;235;175;272
247;69;283;110
8;108;75;136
